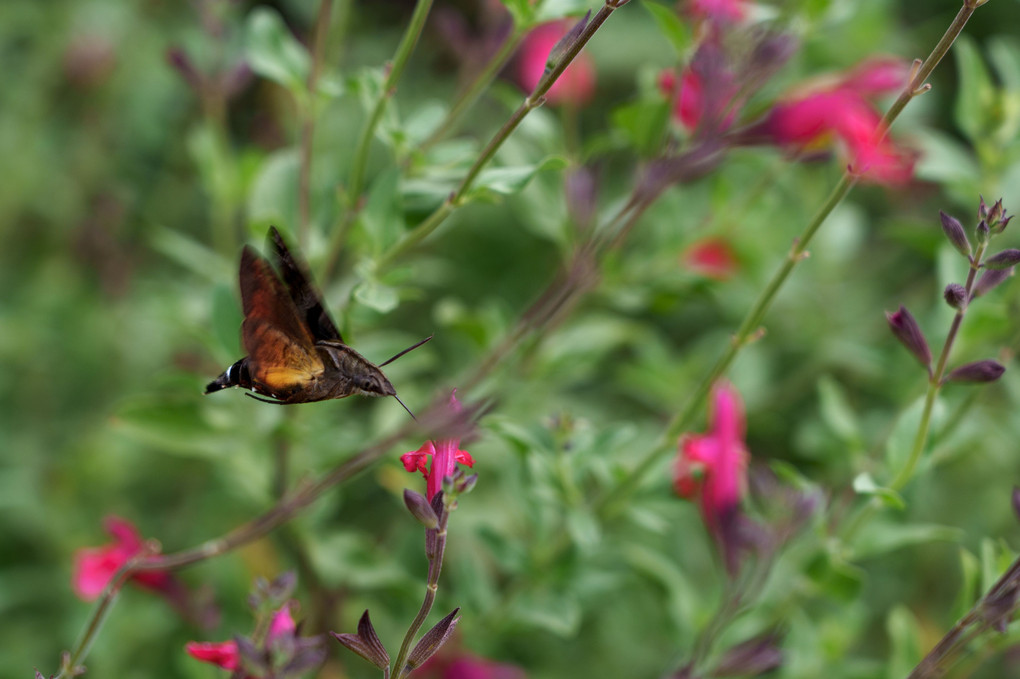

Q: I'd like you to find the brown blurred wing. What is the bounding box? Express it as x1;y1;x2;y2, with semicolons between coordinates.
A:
239;246;324;394
268;226;343;342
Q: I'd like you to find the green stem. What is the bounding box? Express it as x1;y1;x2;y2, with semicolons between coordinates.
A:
418;26;527;151
889;241;986;490
376;2;624;270
347;0;435;207
297;0;335;249
392;508;450;678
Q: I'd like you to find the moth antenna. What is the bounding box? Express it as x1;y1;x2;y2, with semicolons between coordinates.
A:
393;394;418;421
379;334;434;367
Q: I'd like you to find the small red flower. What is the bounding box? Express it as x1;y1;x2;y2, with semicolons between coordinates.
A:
682;237;739;280
418;650;526;679
763;58;914;184
517;21;595;106
676;382;749;545
72;516;175;601
186;605;295;675
658;39;737;133
401;391;475;500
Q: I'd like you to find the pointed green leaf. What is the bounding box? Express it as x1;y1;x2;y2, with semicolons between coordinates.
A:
245;8;310;94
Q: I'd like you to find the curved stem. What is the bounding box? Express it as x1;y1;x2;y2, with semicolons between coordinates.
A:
391;508;450;677
418;26;527;151
597;0;980;518
347;0;435;206
376;2;624;271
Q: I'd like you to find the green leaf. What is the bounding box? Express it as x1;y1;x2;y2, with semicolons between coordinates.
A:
535;0;591;22
510;588;581;636
211;284;242;357
817;375;862;446
248;148;299;225
610;99;671;157
885;605;922;679
853;521;963;560
353;278;399;313
361;168;404;254
806;551;864;602
245;8;310;95
642;1;691;55
852;473;904;510
951;547;981;620
953;35;996;142
150;227;231;282
466;156;568;201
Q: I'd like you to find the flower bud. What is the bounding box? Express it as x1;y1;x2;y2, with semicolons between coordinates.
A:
403;489;439;529
984;249;1020;270
943;283;968;310
406;609;460;670
946;359;1005;384
885;306;932;370
976;220;991;244
974;267;1014;298
939;211;972;257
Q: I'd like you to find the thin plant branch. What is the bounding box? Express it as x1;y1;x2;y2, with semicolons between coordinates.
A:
298;0;335;249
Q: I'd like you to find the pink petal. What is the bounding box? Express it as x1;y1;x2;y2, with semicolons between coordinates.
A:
269;603;296;640
682;237;739;280
839;57;909;96
185;640;240;671
103;515;144;550
517;22;595;106
689;0;747;22
72;547;126;601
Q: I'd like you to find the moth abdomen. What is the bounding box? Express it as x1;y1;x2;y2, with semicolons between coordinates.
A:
204;358;253;394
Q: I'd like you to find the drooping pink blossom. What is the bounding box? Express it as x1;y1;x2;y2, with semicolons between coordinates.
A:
417;650;526;679
72;516;175;601
185;605;295;674
401;391;475;500
682;236;739;280
658;38;737;133
675;382;749;566
517;21;595;105
762;58;914;184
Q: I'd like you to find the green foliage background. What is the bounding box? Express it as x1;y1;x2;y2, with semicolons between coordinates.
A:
4;0;1020;677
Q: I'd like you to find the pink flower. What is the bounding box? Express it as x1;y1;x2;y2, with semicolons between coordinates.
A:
682;237;739;280
689;0;748;22
517;21;595;105
186;605;295;674
658;39;736;133
72;516;175;601
763;58;914;184
401;391;475;500
676;382;749;571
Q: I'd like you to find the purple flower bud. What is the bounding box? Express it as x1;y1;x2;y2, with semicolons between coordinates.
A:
546;11;591;76
974;267;1014;298
943;283;968;310
166;47;204;92
979;195;990;221
713;632;784;677
996;214;1013;234
406;608;460;671
946;359;1005;384
886;306;932;370
985;197;1006;228
403;489;439;529
976;220;991;244
984;249;1020;270
331;610;391;670
939;211;972;257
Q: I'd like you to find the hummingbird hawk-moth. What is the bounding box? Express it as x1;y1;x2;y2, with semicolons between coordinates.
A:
205;227;429;416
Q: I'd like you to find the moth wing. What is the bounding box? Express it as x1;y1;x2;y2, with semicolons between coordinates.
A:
268;226;344;342
239;246;324;394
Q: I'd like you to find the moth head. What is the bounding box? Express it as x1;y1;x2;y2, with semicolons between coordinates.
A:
352;370;396;397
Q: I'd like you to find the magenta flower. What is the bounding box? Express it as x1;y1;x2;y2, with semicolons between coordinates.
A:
186;604;296;674
762;58;914;184
417;650;526;679
675;382;749;572
72;516;176;601
658;38;737;134
517;21;595;106
401;391;475;500
681;236;739;280
689;0;748;22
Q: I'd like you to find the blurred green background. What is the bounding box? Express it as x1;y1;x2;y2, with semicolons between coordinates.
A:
4;0;1020;677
